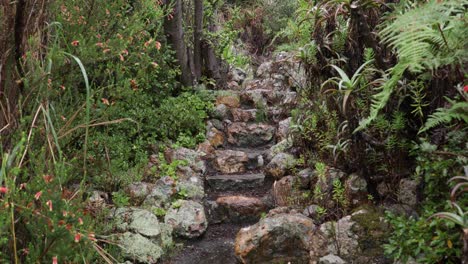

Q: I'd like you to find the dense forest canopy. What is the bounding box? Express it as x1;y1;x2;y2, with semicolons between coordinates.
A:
0;0;467;263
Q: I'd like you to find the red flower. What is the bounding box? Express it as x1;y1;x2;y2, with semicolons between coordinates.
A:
464;85;468;92
52;256;58;264
74;232;81;243
34;191;43;200
78;217;84;225
43;174;53;183
71;40;79;46
46;200;53;211
0;186;8;194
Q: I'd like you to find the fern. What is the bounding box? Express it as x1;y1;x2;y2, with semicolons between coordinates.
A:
355;0;468;132
419;98;468;133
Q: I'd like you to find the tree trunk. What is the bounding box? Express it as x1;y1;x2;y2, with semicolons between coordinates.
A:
163;0;193;87
193;0;203;81
202;12;226;88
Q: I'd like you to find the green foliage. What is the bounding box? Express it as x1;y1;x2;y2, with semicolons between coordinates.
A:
356;0;468;131
332;179;348;207
419;97;468;134
384;212;461;263
112;191;130;207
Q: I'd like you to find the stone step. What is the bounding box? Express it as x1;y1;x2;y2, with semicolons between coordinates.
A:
206;195;268;224
211;149;268;174
240;89;297;108
206;173;265;192
226;122;276;147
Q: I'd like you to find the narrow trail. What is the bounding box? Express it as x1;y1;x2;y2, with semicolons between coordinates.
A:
164;55;297;263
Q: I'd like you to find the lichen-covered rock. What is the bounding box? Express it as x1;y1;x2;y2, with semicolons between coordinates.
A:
227;122;275;147
165;200;207;238
319;254;346;264
212;103;231;120
207;127;225;148
111;208;162;238
297;168;315;189
277;117;292;141
264;152;296;179
119;232;163;263
272;175;295;206
345;173;368;206
164;147;206;175
231;108;257;122
268;138;293;160
216;93;241;108
319;209;389;262
213;150;249;174
398;178;418;207
143;176;175;208
230;67;247;84
125;182;154;203
176;177;205;201
235;213;326;264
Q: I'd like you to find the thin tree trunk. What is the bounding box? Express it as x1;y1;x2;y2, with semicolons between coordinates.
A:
193;0;203;81
163;0;193;87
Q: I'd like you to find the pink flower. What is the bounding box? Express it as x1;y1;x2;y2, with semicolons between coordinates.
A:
43;174;53;183
71;40;79;46
78;217;84;225
464;85;468;92
0;186;8;194
52;256;58;264
46;200;53;211
74;232;81;243
34;191;43;200
155;41;161;50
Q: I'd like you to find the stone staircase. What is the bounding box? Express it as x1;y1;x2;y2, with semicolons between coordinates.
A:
166;53;302;264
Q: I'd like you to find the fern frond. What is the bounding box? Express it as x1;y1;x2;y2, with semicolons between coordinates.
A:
419;99;468;133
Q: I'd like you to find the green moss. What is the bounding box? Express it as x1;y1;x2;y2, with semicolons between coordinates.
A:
351;206;389;258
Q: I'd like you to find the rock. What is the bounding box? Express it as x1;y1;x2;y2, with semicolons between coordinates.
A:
231;108;257;122
176;177;205;201
216;93;240;108
125;182;154;203
277;117;292;141
315;167;347;198
398;178;418;207
197;140;215;157
268;138;293;160
227;123;275;147
273;175;295;206
227;80;241;90
164;147;206;176
240;90;268;107
165;200;207;238
119;232;163;263
206;173;265;191
376;182;391;197
319;254;346;264
207;128;225;148
297;168;315;189
212;104;231;120
213;150;249;174
231;67;247;84
214;196;267;223
264;152;296;179
256;61;272;78
302;204;320;220
345;173;368;206
143;176;175;208
112;208;162;238
235;213;326;264
88;190;109;208
319;209;389;262
320;215;359;260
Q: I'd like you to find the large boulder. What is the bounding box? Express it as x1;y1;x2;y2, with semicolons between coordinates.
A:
213;150;248;174
227;123;275;147
235;212;326;264
165;200;207;238
319;209;389;262
264;152;297;179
